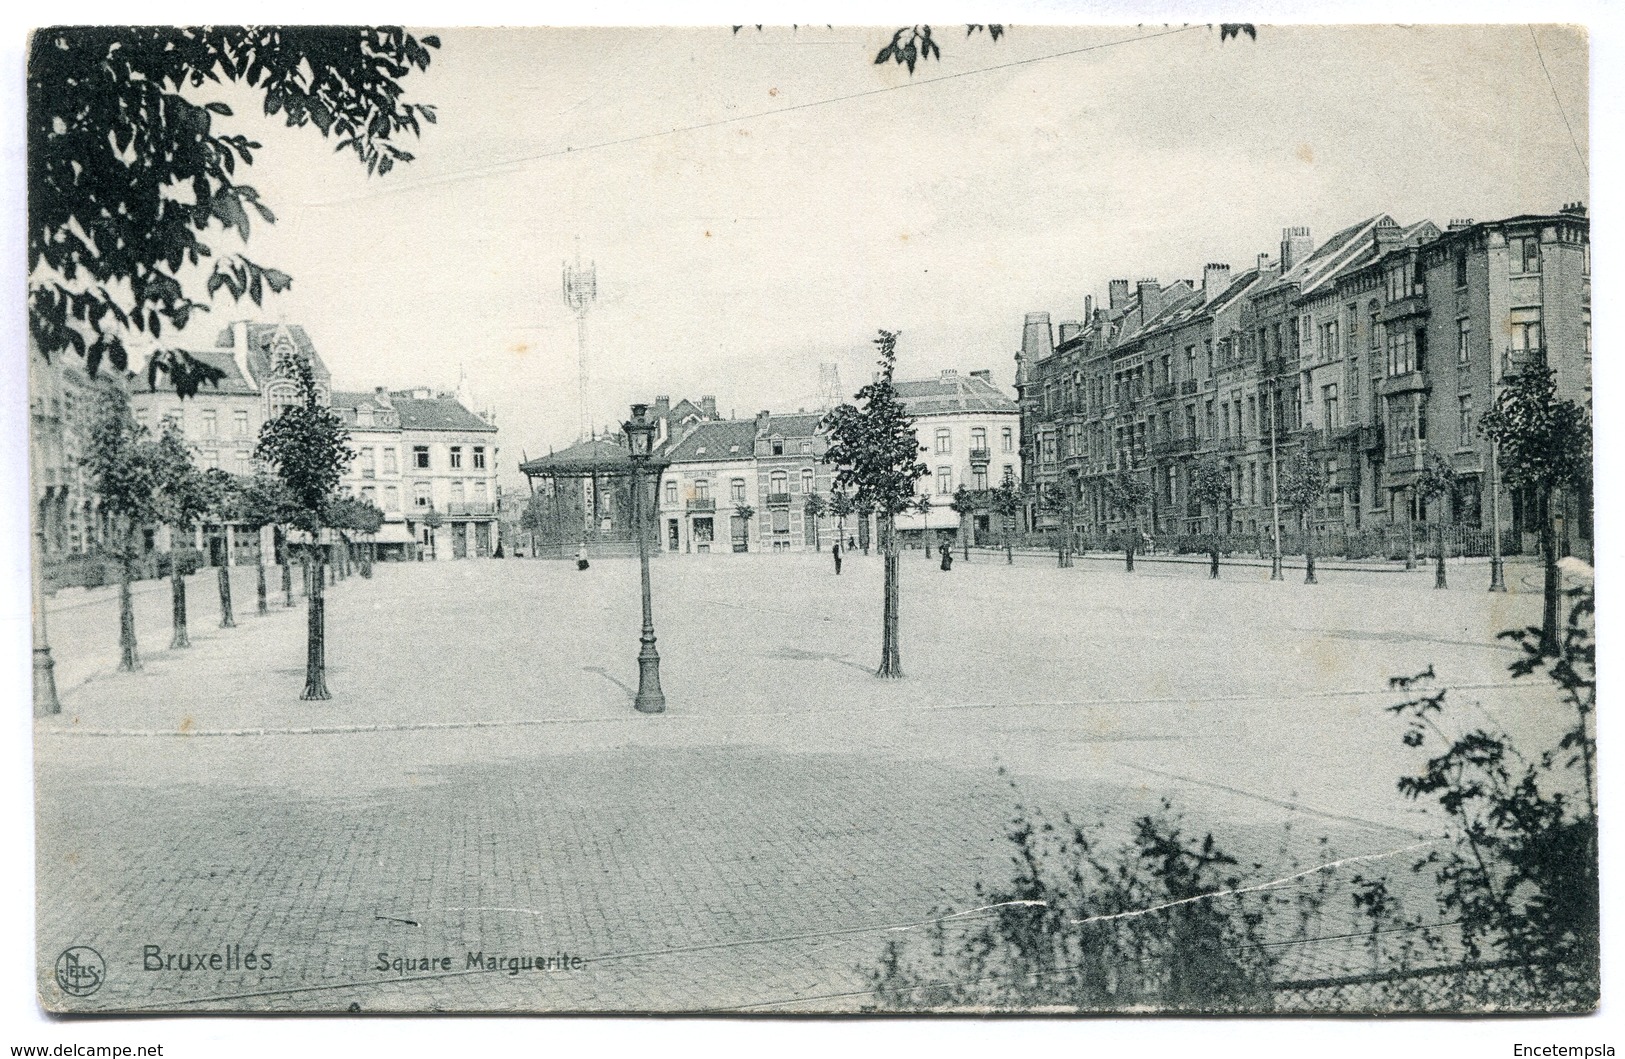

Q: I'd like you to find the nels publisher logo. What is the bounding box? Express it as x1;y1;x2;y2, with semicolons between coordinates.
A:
55;946;105;997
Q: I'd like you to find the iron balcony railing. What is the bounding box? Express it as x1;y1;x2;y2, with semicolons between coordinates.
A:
686;497;716;512
766;492;792;507
445;501;496;515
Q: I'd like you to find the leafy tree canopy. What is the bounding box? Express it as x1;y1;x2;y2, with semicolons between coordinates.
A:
1278;450;1327;513
1478;366;1592;494
1188;459;1230;507
254;353;352;535
822;330;928;517
150;423;214;531
82;387;160;532
29;26;439;393
1104;466;1150;517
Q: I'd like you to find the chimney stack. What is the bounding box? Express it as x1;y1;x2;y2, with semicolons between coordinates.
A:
756;409;771;435
654;395;671;416
1280;227;1313;272
1373;218;1402;255
700;395;717;419
1108;280;1131;311
1560;202;1587;217
1446;218;1475;231
1202;263;1232;301
1057;321;1083;344
1083;294;1094;320
1136;278;1163;321
1021;312;1054;362
1257;252;1273;274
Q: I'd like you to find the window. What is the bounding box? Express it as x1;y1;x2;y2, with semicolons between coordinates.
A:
1003;464;1014;482
1302;371;1313;404
473;446;486;469
694;479;710;501
664;481;677;506
1455;251;1469;288
1320;321;1338;362
1204;339;1214;377
450;480;465;501
800;468;814;494
799;440;812;455
1368;301;1381;350
1185;345;1197;379
937;467;952;494
383;448;398;474
360;486;376;506
974;470;988;490
1457;318;1471;365
1458;396;1474;447
202;449;219;469
769;470;788;494
234;450;251;473
730;479;746;503
1160;354;1172;386
1322;384;1339;427
360;448;375;478
1001;427;1013;453
384;486;399;512
935;428;951;454
414;482;431;507
233;409;249;436
201;409;217;436
450;446;463;469
1509;234;1540;275
971;427;987;451
772;438;784;456
1509;307;1542;356
474;480;487;501
1205;400;1215;438
413;445;430;469
1387;330;1416;376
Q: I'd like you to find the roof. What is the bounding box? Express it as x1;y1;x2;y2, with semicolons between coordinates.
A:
895;371;1018;415
185;349;258;395
330;390;402;430
519;437;636;477
758;412;822;439
389;394;496;433
213;323;329;387
662;419;760;463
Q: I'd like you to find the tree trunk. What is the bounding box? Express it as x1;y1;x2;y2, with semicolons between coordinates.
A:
1304;521;1317;584
876;516;903;678
813;516;820;552
1005;523;1013;564
1125;522;1136;572
962;519;970;561
169;555;190;648
216;561;236;627
256;545;269;615
327;548;337;586
1405;487;1417;570
118;555;140;671
282;546;294;608
1540;489;1560;656
1209;513;1220;579
1434;521;1448;590
302;546;332;701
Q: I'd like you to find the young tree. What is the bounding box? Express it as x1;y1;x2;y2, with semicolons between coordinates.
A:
227;471;292;615
82;388;160;671
1416;448;1458;591
1479;365;1592;655
1189;459;1230;579
822;330;928;678
199;468;240;627
988;475;1024;565
829;489;855;547
150;423;213;647
422;507;444;561
1104;466;1151;572
949;484;977;560
1037;481;1076;568
29;28;440;392
736;503;756;553
803;491;826;552
914;494;935;561
255;353;353;700
1279;451;1327;585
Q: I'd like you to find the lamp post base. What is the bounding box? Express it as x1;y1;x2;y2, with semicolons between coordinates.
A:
1270;554;1283;581
1489;556;1507;592
34;646;61;717
634;636;665;714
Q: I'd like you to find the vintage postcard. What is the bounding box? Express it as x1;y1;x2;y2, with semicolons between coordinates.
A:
26;23;1594;1017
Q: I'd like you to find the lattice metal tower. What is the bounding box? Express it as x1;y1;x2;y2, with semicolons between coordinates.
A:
562;244;598;442
816;362;843;411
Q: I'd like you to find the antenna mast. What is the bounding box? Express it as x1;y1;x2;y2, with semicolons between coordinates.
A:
562;241;598;442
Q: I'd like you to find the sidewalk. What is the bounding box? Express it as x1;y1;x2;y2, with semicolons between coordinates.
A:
962;544;1545;579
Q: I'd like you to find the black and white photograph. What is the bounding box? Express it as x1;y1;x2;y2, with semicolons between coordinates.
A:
9;9;1611;1048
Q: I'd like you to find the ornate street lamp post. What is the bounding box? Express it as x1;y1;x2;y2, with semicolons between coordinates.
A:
1488;352;1508;592
1269;381;1283;581
624;404;666;714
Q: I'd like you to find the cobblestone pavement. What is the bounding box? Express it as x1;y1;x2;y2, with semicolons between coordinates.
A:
35;552;1559;1012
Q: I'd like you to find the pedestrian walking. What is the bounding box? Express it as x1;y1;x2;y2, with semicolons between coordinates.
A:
833;540;843;575
939;541;953;571
576;541;590;571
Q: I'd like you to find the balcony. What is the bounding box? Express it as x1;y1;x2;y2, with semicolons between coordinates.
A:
968;447;991;466
765;492;792;507
1502;347;1545;374
445;501;496;516
1150;436;1199;458
1180;379;1199;396
1219;436;1247;454
1380;371;1429;397
687;497;716;512
1380;294;1429;323
1153;382;1176;401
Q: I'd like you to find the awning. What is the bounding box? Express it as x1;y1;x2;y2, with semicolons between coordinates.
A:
892;510;960;532
372;522;417;544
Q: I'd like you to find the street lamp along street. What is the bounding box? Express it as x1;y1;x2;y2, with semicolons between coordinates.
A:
624;404;666;714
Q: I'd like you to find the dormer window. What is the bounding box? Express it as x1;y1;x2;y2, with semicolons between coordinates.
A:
772;436;784;456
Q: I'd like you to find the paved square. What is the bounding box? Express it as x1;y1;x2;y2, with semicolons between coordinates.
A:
35;551;1560;1011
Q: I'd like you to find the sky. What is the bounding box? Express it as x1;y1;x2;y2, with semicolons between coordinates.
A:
140;23;1589;484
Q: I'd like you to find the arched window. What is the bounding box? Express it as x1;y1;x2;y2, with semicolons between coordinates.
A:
770;470;788;494
800;468;814;493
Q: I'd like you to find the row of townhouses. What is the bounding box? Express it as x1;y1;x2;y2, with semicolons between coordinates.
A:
1015;204;1591;556
29;321;503;572
518;374;1022;556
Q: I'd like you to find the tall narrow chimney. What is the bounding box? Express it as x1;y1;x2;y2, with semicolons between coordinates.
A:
700;395;717;418
1202;263;1232;301
231;321;252;386
1280;227;1313;272
1136;279;1163;322
1108;280;1131;312
1021;312;1054;362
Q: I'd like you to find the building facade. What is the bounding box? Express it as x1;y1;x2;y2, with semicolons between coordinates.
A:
1017;204;1590;558
894;369;1021;546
